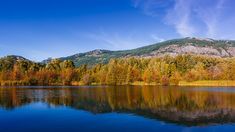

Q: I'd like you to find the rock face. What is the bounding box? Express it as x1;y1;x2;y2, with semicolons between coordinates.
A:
148;44;235;57
85;49;111;57
227;47;235;56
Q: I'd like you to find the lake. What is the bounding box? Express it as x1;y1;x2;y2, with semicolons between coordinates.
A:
1;86;235;132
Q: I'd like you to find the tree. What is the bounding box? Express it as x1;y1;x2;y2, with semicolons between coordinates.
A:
46;59;62;71
96;67;108;84
161;75;169;86
170;72;181;85
106;59;118;85
82;74;92;85
193;62;207;80
142;68;152;83
12;64;22;81
61;60;75;69
126;65;141;84
36;69;49;85
76;64;87;81
184;70;197;82
61;68;75;85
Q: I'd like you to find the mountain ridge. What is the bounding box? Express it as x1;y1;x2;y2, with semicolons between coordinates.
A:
2;37;235;67
55;37;235;66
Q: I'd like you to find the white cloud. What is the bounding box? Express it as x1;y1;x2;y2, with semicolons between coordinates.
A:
165;0;196;37
193;0;225;38
133;0;235;39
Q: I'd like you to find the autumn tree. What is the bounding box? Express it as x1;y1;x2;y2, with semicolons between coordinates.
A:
126;65;141;84
82;74;92;85
12;64;23;81
161;75;170;86
170;72;181;85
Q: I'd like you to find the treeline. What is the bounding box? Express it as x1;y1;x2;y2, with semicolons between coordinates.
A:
0;54;235;86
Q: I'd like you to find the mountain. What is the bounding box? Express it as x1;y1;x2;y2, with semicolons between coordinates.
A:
46;37;235;67
2;38;235;67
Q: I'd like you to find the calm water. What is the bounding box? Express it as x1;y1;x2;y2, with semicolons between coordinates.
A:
1;86;235;132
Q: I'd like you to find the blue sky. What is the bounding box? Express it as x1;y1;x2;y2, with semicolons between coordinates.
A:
0;0;235;61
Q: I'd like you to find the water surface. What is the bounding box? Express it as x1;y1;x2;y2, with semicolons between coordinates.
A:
1;86;235;132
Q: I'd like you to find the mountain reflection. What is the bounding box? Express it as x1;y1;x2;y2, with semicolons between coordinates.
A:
1;86;235;126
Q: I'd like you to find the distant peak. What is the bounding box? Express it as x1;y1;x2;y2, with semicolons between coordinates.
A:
5;55;28;60
0;55;32;63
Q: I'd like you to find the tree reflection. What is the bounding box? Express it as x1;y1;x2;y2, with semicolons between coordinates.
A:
1;86;235;125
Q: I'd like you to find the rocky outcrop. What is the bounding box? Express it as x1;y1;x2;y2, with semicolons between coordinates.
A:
85;49;111;57
227;47;235;56
145;44;235;57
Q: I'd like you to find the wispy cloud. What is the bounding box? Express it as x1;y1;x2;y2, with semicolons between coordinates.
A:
165;0;196;37
132;0;174;17
193;0;225;38
166;0;226;38
85;29;164;50
151;34;165;42
133;0;235;39
85;30;147;50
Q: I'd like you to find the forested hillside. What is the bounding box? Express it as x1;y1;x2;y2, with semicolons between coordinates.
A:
44;37;235;66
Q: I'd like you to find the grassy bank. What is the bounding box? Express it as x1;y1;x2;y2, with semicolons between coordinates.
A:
1;80;235;87
131;81;235;86
179;80;235;86
114;80;235;87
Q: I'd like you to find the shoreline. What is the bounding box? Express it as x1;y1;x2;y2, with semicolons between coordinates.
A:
179;80;235;87
1;80;235;87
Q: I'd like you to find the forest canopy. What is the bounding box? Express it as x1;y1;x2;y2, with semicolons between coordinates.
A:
0;54;235;86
